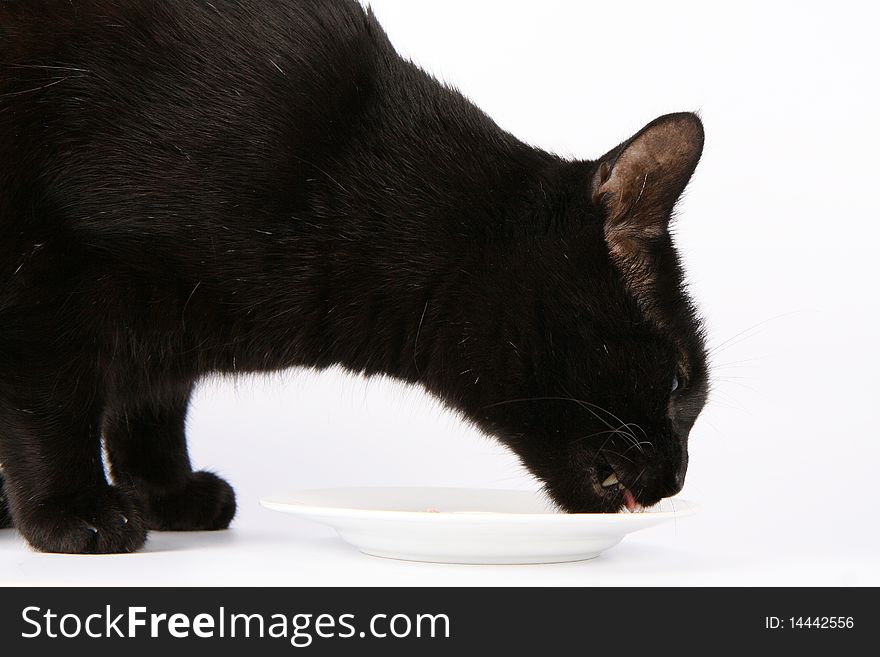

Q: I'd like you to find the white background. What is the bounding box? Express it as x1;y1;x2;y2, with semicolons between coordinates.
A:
2;0;878;586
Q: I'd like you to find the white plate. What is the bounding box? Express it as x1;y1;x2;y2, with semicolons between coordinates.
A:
260;487;697;564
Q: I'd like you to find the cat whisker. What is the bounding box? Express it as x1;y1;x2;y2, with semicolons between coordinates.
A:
621;440;653;456
0;76;78;99
629;468;646;487
706;311;801;357
589;433;618;458
412;299;429;377
483;396;651;456
596;448;636;464
611;428;647;454
565;393;649;441
571;428;630;446
558;388;650;450
574;425;646;457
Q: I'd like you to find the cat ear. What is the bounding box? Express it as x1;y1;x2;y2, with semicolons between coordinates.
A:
591;112;703;237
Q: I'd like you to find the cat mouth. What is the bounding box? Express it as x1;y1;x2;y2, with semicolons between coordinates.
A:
594;458;643;513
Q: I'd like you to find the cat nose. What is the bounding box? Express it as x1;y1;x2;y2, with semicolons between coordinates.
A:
669;449;688;495
653;467;685;500
669;426;690;493
655;442;688;498
673;465;686;492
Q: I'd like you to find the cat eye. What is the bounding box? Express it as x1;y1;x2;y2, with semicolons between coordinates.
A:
672;371;689;393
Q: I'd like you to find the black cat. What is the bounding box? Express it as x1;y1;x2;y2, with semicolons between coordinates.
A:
0;0;708;553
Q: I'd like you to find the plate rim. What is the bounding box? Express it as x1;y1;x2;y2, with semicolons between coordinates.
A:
260;486;699;523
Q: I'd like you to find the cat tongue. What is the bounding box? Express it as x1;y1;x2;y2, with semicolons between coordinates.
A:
622;488;640;512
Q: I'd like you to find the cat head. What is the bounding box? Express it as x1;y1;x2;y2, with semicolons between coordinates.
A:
454;113;708;512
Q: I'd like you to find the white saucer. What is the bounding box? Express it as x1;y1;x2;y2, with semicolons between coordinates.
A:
260;487;697;564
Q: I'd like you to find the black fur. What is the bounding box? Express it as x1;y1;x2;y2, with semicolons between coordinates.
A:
0;0;708;553
0;472;11;529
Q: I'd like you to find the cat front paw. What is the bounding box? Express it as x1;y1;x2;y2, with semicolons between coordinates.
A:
141;471;236;531
0;496;11;529
0;474;12;528
18;486;146;554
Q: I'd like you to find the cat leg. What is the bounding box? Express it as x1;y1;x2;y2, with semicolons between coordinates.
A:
0;471;12;528
0;387;147;553
103;383;236;531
